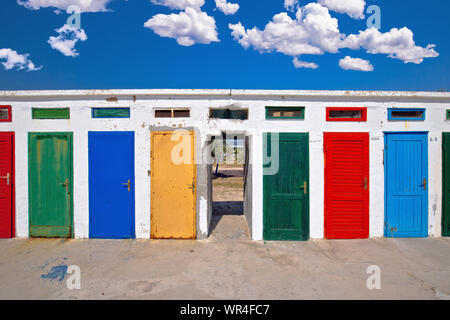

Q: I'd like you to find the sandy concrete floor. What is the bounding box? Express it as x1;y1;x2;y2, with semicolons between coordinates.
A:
210;166;250;240
0;237;449;300
209;215;250;240
2;169;448;300
212;176;244;203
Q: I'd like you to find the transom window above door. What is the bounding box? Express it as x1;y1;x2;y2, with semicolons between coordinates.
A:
265;106;305;120
0;105;11;122
155;109;190;118
92;107;130;118
388;108;425;121
209;108;248;120
32;107;70;119
326;107;367;122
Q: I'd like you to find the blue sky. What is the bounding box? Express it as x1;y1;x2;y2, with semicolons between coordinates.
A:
0;0;448;91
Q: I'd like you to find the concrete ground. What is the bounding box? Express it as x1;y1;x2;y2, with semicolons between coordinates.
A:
2;166;448;300
209;213;250;240
210;165;250;240
0;237;449;300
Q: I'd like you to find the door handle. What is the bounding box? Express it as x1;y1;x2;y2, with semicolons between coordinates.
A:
298;181;307;194
187;182;195;194
122;179;131;192
0;173;10;185
364;177;368;190
421;178;427;191
60;178;69;193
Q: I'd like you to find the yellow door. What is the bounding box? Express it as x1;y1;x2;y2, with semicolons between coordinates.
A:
151;131;196;239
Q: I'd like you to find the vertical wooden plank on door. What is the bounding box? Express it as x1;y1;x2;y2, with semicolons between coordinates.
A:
151;131;196;239
384;132;428;238
0;132;14;238
89;132;135;239
324;133;369;239
263;133;309;241
29;132;73;238
443;133;450;237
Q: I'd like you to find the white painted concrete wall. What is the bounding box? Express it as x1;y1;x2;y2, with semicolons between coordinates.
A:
1;89;449;240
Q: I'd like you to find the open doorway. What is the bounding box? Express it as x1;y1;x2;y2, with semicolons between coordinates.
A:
208;133;251;240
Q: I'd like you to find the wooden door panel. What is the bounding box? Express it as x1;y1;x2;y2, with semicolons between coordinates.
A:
151;131;196;239
384;133;428;238
443;133;450;237
29;132;73;238
89;132;135;239
263;133;309;241
0;132;13;238
324;133;369;239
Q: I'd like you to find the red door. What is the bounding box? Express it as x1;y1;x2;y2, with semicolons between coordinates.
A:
0;132;14;238
324;133;369;239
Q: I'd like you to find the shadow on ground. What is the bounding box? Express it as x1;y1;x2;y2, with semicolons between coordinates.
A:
209;201;250;240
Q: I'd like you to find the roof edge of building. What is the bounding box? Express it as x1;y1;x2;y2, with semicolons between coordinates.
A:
0;89;449;99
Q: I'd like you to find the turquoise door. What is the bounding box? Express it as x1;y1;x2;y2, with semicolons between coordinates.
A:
384;132;428;237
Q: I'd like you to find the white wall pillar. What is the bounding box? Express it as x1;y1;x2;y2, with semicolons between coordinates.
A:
252;130;263;240
369;131;385;238
429;130;442;237
15;130;29;238
309;131;324;239
73;129;89;238
197;131;209;239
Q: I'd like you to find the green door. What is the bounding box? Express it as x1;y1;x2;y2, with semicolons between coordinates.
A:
263;133;309;240
29;133;73;238
443;133;450;237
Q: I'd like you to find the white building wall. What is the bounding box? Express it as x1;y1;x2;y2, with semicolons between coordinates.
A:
1;89;449;240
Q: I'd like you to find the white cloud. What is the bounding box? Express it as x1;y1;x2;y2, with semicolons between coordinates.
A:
229;3;343;57
144;7;219;46
344;27;439;64
318;0;365;19
339;56;373;71
229;2;439;68
284;0;299;12
150;0;204;10
17;0;111;12
215;0;239;15
0;48;42;71
293;57;318;69
48;24;87;57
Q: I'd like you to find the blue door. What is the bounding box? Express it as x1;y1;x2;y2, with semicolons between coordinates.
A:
384;132;428;237
89;132;135;238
